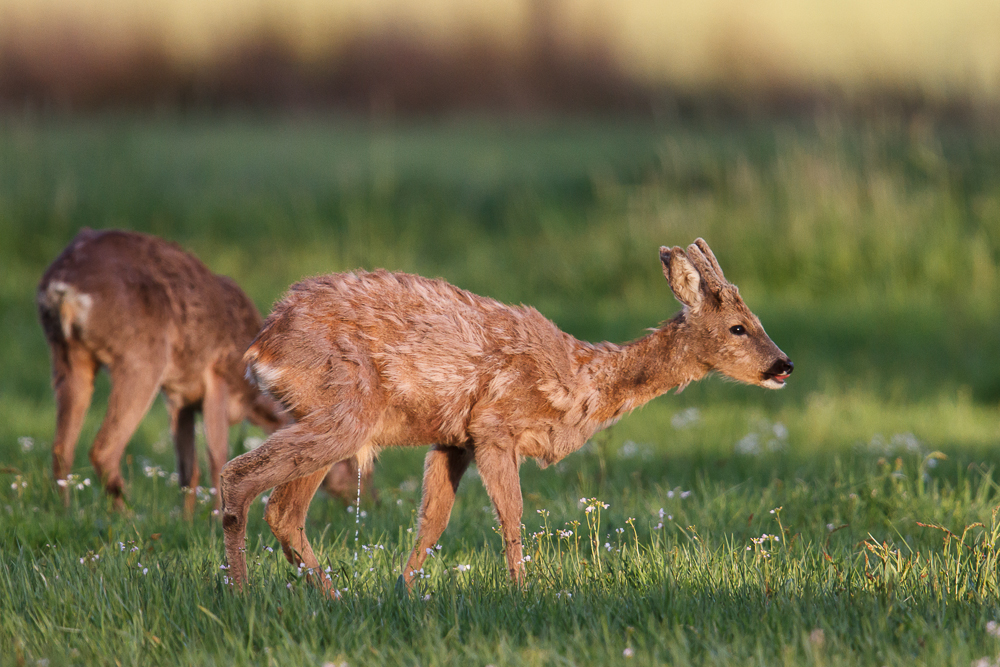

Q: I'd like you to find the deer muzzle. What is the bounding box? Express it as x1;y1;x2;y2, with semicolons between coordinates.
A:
761;357;794;389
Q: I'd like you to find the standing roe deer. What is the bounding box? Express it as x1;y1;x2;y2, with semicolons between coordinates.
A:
221;239;793;591
37;228;370;514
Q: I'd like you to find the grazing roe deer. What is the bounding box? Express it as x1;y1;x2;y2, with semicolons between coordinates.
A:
37;229;369;514
221;239;793;591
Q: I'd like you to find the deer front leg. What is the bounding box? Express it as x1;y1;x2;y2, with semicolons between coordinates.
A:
403;445;474;589
202;370;231;513
170;404;199;519
474;444;525;584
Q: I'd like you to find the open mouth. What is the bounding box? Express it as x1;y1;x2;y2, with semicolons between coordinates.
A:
761;372;790;388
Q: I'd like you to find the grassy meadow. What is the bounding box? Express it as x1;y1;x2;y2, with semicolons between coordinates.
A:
3;114;1000;665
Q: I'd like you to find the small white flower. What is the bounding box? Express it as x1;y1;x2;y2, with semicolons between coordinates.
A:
623;648;634;658
83;478;91;486
57;479;68;488
220;564;229;570
667;490;674;499
423;594;431;601
456;564;470;572
142;568;148;575
680;491;691;499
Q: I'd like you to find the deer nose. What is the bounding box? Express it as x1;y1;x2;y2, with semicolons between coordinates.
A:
768;358;794;376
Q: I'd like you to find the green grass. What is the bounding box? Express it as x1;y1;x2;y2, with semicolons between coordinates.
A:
2;114;1000;665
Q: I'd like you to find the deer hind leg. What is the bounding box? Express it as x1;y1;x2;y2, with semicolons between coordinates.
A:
264;466;337;595
202;370;231;513
89;357;165;509
170;404;199;519
220;418;369;589
474;444;525;584
403;444;475;589
49;340;98;506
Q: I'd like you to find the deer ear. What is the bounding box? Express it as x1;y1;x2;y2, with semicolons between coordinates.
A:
660;246;703;310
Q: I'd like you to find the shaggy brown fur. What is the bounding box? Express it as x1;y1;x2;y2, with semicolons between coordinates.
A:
221;239;793;591
37;229;368;514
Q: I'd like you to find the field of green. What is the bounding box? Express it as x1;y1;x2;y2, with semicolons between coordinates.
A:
3;114;1000;666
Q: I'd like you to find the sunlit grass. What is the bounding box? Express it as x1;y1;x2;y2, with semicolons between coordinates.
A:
3;116;1000;664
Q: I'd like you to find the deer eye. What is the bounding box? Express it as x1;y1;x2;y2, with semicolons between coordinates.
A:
729;325;747;336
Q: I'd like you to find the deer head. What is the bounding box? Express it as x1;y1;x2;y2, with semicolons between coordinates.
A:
660;238;793;389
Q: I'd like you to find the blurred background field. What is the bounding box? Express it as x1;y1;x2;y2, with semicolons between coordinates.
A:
3;1;1000;665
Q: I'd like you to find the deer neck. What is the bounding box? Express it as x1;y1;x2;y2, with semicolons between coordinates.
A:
581;313;705;426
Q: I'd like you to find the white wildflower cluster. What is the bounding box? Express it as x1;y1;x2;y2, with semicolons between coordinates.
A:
580;498;609;514
747;533;781;558
654;507;674;530
18;436;34;452
557;529;574;539
79;552;100;564
455;564;471;573
556;590;572;599
671;407;701;430
56;474;91;491
10;475;28;492
142;464;167;479
734;419;789;456
118;541;140;553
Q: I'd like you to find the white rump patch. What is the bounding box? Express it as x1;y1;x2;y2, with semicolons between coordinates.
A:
43;281;93;340
249;360;285;393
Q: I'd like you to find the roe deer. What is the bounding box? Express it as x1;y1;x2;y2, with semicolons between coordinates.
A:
37;228;370;515
220;239;793;591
